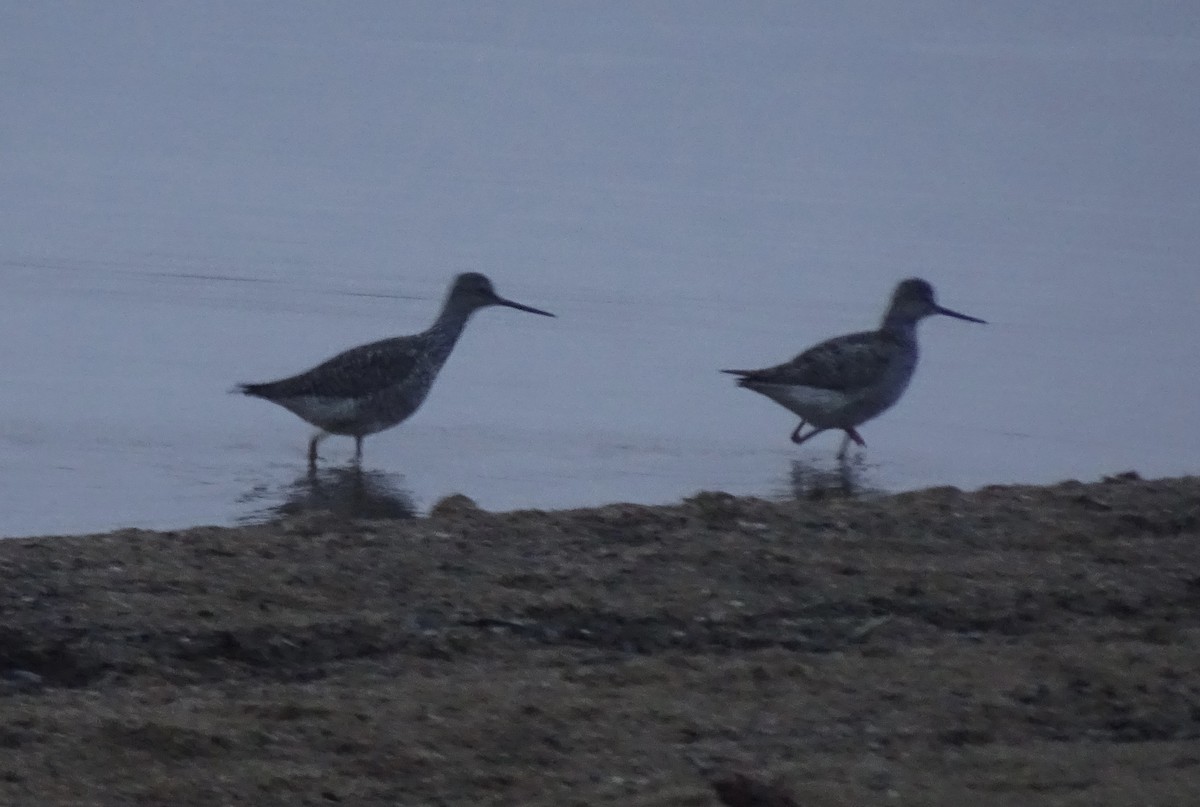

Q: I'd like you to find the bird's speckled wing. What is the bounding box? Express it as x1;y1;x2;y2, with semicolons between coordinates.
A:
240;336;422;400
725;330;898;393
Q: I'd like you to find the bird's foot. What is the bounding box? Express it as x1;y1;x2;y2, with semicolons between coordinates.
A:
791;426;826;448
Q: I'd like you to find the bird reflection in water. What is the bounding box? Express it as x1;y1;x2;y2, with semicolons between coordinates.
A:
784;454;878;501
239;465;417;523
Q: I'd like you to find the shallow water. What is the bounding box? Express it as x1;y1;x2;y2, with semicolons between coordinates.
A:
1;5;1197;536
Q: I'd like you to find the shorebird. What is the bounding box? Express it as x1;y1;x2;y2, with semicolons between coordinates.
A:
723;278;984;459
236;272;554;467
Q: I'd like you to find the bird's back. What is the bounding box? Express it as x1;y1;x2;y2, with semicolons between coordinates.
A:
725;329;904;394
238;335;425;402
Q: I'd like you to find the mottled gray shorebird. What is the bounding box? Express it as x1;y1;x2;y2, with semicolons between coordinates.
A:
723;278;985;459
236;272;554;467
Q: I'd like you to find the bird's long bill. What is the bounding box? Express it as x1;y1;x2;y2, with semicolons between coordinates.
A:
496;296;555;317
935;304;986;324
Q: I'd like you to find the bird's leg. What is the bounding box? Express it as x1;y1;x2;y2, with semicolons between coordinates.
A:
836;428;866;461
789;420;808;443
308;431;328;469
790;426;827;447
353;436;363;465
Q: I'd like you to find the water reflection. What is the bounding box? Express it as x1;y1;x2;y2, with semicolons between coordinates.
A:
781;454;880;501
238;465;418;523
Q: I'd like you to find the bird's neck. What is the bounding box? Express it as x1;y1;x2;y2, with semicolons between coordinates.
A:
879;312;920;345
424;301;476;352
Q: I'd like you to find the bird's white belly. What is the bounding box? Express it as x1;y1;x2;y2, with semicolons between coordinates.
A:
285;381;429;436
289;395;369;432
758;385;852;427
755;369;914;429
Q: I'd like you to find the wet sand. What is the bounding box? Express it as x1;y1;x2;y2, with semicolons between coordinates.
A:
1;473;1199;806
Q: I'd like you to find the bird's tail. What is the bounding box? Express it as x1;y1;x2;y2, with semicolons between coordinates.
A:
720;368;766;389
230;383;261;396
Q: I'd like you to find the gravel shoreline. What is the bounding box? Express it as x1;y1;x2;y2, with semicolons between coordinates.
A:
1;473;1198;805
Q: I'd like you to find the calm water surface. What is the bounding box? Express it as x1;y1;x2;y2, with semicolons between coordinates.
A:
1;5;1196;536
